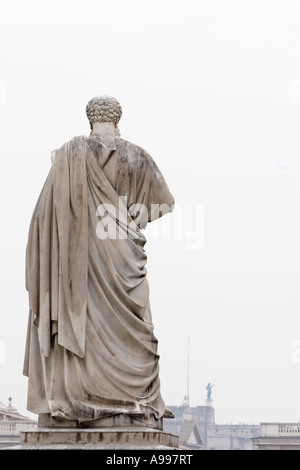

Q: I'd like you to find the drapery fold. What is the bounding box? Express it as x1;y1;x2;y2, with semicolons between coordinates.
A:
23;135;174;422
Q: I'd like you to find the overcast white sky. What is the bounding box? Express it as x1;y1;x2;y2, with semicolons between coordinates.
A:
1;0;300;425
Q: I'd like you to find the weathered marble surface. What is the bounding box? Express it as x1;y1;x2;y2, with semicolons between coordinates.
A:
23;96;175;429
18;427;179;448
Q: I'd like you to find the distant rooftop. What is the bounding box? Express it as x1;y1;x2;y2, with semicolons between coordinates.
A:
0;398;35;423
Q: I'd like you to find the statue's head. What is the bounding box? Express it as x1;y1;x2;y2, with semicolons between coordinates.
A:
86;96;122;130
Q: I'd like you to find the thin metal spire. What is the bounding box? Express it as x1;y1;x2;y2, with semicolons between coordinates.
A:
187;335;190;408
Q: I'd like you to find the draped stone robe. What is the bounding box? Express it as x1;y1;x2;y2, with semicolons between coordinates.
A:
23;134;174;424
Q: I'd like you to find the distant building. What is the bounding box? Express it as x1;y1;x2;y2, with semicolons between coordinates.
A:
175;406;204;449
179;419;204;450
206;422;260;450
164;403;260;450
252;422;300;450
0;398;37;448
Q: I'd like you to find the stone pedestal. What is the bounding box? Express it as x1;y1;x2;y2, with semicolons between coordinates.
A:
16;427;179;449
38;412;164;430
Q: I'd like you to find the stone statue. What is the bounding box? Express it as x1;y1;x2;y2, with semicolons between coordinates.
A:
206;383;214;402
23;96;175;430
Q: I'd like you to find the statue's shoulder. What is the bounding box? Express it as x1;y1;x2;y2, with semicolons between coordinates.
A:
114;137;148;154
69;135;88;146
114;137;153;166
57;135;88;147
115;137;162;177
51;135;88;162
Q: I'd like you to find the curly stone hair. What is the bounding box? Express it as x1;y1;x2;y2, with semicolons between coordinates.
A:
86;96;122;130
